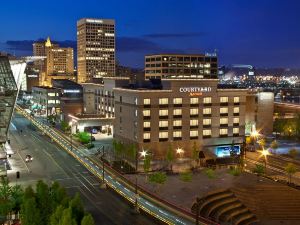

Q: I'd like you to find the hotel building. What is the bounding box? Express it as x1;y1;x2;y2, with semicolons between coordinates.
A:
77;18;115;83
145;54;218;79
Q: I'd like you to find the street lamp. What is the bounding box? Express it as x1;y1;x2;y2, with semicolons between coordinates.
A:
260;148;270;173
176;147;184;158
69;121;74;152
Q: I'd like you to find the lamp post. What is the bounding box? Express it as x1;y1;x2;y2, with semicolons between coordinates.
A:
261;148;270;174
101;146;106;188
176;147;184;158
69;121;73;152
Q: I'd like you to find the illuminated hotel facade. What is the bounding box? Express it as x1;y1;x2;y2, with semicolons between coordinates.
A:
77;18;115;83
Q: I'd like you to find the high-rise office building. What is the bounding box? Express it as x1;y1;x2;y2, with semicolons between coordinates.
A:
145;54;218;79
77;18;115;83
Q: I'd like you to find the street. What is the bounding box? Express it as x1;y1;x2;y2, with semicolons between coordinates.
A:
8;114;156;225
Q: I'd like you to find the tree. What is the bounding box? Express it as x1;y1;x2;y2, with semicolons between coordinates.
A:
0;177;12;222
253;164;265;181
60;207;77;225
50;205;64;225
36;180;52;223
148;172;167;192
61;121;70;133
166;145;174;172
69;193;84;225
257;138;266;150
21;197;41;225
10;185;23;215
270;140;279;154
81;213;95;225
179;170;192;182
285;163;297;183
143;154;151;173
192;142;199;167
204;168;216;179
78;132;91;144
288;148;298;159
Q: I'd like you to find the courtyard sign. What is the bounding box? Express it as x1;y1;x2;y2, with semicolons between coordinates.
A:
179;87;212;93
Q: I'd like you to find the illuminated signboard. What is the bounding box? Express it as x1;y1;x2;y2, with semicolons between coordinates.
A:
216;145;240;158
179;87;211;97
63;90;80;93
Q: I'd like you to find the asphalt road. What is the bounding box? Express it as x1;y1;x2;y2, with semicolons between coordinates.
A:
9;114;156;225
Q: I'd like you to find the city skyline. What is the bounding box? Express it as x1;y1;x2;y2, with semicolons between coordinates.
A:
1;0;300;68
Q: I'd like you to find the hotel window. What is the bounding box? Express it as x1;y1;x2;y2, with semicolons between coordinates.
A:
190;130;198;138
48;93;56;96
203;118;211;126
190;97;199;105
159;120;169;127
173;109;182;116
203;97;212;104
159;98;168;105
220;97;228;103
190;108;199;115
233;117;239;125
173;98;182;105
233;127;239;134
143;109;150;117
173;120;182;127
159;109;168;117
233;107;240;114
143;133;150;140
203;129;211;137
203;108;211;115
220;118;228;125
220;107;228;115
219;128;228;136
144;98;150;105
234;97;240;103
143;122;150;128
159;132;168;140
190;119;198;127
173;131;182;138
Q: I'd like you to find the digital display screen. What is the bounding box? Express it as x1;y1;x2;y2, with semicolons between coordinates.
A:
216;145;241;157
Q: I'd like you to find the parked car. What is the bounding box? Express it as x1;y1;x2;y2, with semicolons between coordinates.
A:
25;154;33;162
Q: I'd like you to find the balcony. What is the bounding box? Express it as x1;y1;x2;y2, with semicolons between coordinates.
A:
190;103;199;107
173;115;182;119
220;102;228;106
173;126;182;130
190;114;198;118
159;127;168;131
159;104;168;108
143;127;151;131
143;104;151;108
143;116;151;120
233;113;239;116
190;125;199;129
234;102;240;106
159;115;168;119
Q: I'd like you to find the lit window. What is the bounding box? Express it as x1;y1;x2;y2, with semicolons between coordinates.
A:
190;98;199;104
159;132;168;138
234;97;240;103
220;97;228;103
190;120;198;126
159;98;168;105
173;109;182;115
143;122;150;128
203;108;211;115
159;109;168;116
190;108;198;115
234;107;240;114
233;118;239;124
144;98;150;105
48;93;56;96
173;120;182;126
220;128;228;135
220;107;228;114
48;100;56;104
203;129;211;136
159;121;168;127
203;97;212;104
143;133;150;139
173;98;182;104
220;118;228;124
143;110;150;117
190;130;198;137
203;118;211;125
173;131;182;137
233;127;239;134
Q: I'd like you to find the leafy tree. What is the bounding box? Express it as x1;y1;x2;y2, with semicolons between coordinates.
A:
148;172;167;192
143;154;151;173
50;205;64;225
60;207;77;225
36;180;52;223
128;144;136;161
192;142;199;166
253;164;265;181
166;145;174;172
204;168;216;179
50;181;68;209
257;138;266;150
21;197;41;225
179;170;192;182
23;186;35;200
69;193;84;225
270;140;279;154
0;177;12;222
81;213;95;225
289;148;298;159
61;121;70;133
285;163;297;183
10;185;23;214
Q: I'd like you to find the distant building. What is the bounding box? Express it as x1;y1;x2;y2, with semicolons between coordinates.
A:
145;54;218;79
77;18;115;83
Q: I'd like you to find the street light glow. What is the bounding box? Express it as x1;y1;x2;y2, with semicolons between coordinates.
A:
176;147;184;155
140;149;148;158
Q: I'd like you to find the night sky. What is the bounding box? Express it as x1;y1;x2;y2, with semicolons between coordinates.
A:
1;0;300;68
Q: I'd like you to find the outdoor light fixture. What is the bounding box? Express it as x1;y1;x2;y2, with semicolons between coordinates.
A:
176;147;184;157
140;148;148;158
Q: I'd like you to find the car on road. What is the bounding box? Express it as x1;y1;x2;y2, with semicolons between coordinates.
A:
25;154;33;162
